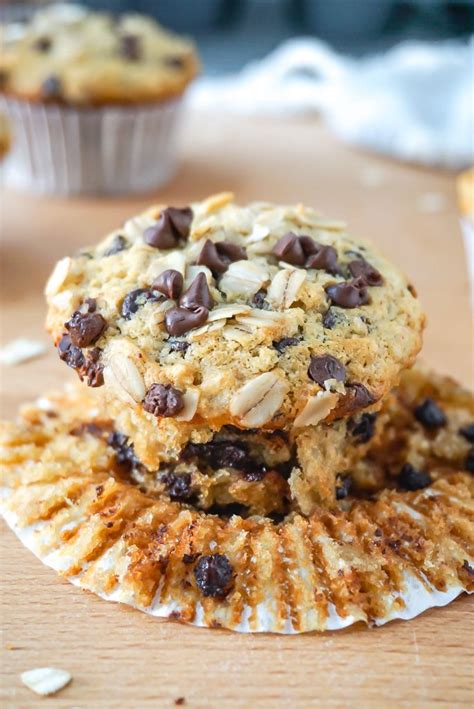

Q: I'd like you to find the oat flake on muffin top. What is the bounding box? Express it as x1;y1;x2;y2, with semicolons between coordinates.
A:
0;3;199;105
45;191;425;434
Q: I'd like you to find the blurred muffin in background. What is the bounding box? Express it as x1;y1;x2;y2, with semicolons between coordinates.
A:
0;3;199;194
457;168;474;304
0;114;11;160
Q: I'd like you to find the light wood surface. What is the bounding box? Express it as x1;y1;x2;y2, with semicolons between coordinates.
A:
1;112;473;708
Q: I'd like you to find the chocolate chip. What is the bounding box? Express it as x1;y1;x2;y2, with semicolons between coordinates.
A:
143;207;193;249
398;463;432;491
104;234;128;256
465;448;474;473
182;441;267;480
65;307;106;348
143;383;184;418
160;472;193;501
152;269;183;300
308;354;346;386
167;339;190;354
326;278;370;308
273;337;300;353
272;233;306;266
164;306;209;337
322;309;337;329
182;553;199;564
335;474;352;500
164;56;185;69
463;560;474;576
121;288;161;320
58;334;85;370
83;347;104;387
348;258;384;286
194;554;233;598
179;273;214;310
34;36;52;52
119;34;141;61
41;74;62;100
348;413;377;444
306;245;341;275
414;398;447;429
251;289;269;309
197;240;247;275
108;431;143;472
407;284;417;297
344;383;375;410
459;423;474;443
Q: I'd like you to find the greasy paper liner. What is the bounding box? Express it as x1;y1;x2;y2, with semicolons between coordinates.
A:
1;386;473;634
0;96;183;195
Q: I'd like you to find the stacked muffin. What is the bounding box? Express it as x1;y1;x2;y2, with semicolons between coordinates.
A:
45;192;426;518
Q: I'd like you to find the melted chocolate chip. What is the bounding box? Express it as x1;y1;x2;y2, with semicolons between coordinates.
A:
41;74;62;100
308;354;346;386
182;441;267;480
348;258;384;286
119;34;141;61
251;289;269;309
152;269;184;300
121;288;161;320
273;233;306;266
143;207;193;249
306;245;341;275
398;463;432;491
108;431;143;472
414;398;447;429
459;423;474;443
194;554;233;598
322;309;337;329
143;384;185;418
58;334;85;370
344;383;375;410
104;234;128;256
34;36;52;52
335;474;352;500
83;347;104;387
164;306;209;337
348;413;377;444
179;273;214;310
197;240;247;275
465;448;474;473
326;278;370;308
160;472;193;501
273;337;300;353
65;306;106;348
167;339;190;354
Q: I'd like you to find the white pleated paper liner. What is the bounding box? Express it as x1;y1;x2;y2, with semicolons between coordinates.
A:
460;218;474;306
0;95;184;195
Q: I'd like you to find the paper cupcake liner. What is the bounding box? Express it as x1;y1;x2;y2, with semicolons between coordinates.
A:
460;217;474;306
1;374;473;634
0;96;183;195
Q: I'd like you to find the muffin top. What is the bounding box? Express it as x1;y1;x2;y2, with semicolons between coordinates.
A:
0;4;199;106
45;192;425;433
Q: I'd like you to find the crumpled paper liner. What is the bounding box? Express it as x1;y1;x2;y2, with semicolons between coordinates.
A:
0;96;183;195
1;384;472;634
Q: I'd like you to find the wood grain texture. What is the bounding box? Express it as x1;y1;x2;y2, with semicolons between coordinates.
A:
1;112;473;708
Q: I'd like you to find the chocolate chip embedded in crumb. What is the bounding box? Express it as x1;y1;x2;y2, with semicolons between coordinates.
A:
160;472;193;501
335;474;352;500
41;74;62;100
34;36;52;52
164;306;209;337
414;398;447;429
465;448;474;473
121;288;161;320
58;334;85;370
348;258;384;286
167;338;190;354
344;383;375;410
322;309;337;329
398;463;432;491
152;269;183;300
308;354;346;386
459;423;474;443
306;245;341;275
65;307;106;348
108;431;143;472
326;278;370;308
251;289;269;309
273;337;300;353
197;239;247;275
119;34;141;61
143;383;185;418
82;347;104;387
194;554;233;598
143;207;193;249
348;413;377;444
104;234;128;256
273;233;306;266
179;272;214;310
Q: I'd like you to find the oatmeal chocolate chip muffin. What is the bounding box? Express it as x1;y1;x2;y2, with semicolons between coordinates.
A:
45;192;425;444
0;4;198;105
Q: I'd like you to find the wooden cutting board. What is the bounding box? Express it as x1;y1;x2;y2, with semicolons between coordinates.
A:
1;112;473;708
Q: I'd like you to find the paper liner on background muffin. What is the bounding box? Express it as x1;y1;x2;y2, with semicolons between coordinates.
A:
457;168;474;305
1;368;473;634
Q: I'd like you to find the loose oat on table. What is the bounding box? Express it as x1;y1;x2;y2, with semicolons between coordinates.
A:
0;4;198;105
45;193;425;463
1;366;472;633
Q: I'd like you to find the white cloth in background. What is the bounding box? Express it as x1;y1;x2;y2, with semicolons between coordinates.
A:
190;38;474;169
